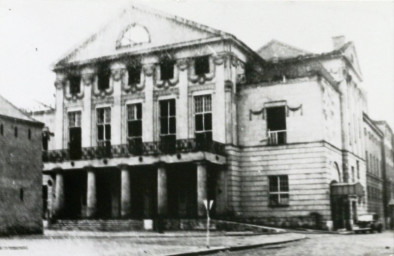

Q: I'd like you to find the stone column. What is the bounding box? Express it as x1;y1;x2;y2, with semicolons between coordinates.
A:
177;59;189;140
197;161;208;217
54;170;65;218
54;73;65;150
81;67;94;148
339;80;350;182
110;63;125;146
157;163;168;216
143;64;154;142
86;167;97;218
225;80;233;144
120;165;131;218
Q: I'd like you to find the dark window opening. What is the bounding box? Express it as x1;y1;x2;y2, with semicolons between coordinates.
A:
160;60;175;80
160;99;176;153
20;188;24;201
194;95;212;149
69;74;81;95
28;129;31;140
14;127;18;137
97;108;111;157
268;175;289;207
43;137;48;151
266;106;287;145
68;111;82;160
194;56;210;76
128;65;141;84
127;103;143;155
98;65;110;91
0;124;3;135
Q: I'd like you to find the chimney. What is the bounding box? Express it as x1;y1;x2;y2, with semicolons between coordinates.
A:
332;35;346;50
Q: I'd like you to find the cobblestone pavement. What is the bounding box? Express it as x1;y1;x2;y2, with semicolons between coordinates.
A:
0;231;303;256
212;231;394;256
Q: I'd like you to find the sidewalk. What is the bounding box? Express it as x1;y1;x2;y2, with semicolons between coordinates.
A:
0;230;305;256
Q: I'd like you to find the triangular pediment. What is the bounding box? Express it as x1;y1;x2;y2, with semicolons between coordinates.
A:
55;5;225;67
340;43;363;79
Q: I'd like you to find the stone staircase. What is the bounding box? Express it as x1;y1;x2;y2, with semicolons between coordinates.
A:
48;219;144;231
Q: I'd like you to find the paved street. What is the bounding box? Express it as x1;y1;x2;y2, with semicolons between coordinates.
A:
0;231;303;256
212;231;394;256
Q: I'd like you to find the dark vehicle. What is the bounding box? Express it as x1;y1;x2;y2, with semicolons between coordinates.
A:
353;214;383;234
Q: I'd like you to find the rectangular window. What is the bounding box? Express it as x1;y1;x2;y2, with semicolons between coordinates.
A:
356;160;360;180
68;111;82;160
351;166;355;182
97;107;111;150
160;99;176;153
127;103;143;154
269;175;289;207
128;65;141;84
160;60;174;80
98;65;110;91
194;95;212;148
69;74;81;95
266;106;287;145
194;56;210;76
68;111;81;128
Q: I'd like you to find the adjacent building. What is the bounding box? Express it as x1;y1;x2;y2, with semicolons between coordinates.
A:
363;114;384;224
0;95;43;235
375;121;394;228
39;4;393;230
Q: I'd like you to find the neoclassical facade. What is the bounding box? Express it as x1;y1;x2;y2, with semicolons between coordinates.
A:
39;5;392;230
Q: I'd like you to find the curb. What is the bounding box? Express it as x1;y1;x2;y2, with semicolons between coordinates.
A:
166;235;306;256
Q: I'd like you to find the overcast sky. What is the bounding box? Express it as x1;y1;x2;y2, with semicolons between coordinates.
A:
0;0;393;127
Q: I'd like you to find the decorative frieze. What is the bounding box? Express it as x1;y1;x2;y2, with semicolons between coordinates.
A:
92;96;114;105
153;87;179;100
121;93;145;105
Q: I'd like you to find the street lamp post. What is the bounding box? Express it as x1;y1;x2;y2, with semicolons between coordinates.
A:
203;199;214;249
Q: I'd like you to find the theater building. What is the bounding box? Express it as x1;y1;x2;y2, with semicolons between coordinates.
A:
41;5;389;230
0;95;43;235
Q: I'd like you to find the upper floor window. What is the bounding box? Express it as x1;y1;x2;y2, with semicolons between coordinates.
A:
266;106;287;145
97;108;111;147
14;127;18;137
0;124;3;135
160;99;176;153
68;111;81;128
194;95;212;146
194;56;210;76
128;65;141;84
351;166;355;182
356;160;360;180
28;129;31;140
69;74;81;95
160;59;175;81
127;103;143;154
269;175;289;207
68;111;82;160
98;65;110;91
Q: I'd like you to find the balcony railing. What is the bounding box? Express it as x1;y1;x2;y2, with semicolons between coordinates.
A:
42;139;226;163
267;130;287;145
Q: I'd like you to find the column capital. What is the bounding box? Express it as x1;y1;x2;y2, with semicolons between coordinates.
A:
84;165;95;172
117;164;129;170
194;160;208;167
52;168;63;174
156;161;166;169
